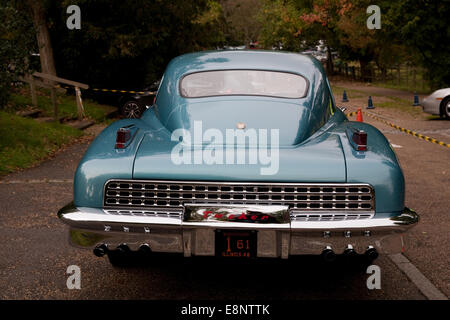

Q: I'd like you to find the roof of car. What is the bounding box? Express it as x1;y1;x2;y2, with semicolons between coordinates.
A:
166;50;323;80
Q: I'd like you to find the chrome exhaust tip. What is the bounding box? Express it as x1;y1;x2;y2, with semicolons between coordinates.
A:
116;243;131;254
365;246;379;261
343;244;357;257
321;246;337;262
93;244;108;257
138;243;152;254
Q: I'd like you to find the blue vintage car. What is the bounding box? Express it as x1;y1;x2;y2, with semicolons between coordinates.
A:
58;50;418;266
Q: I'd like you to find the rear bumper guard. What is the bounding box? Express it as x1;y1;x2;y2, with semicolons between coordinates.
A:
58;202;419;258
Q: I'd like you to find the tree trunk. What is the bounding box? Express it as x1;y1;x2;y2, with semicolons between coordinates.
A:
326;45;334;75
359;59;371;82
381;67;387;82
27;0;57;77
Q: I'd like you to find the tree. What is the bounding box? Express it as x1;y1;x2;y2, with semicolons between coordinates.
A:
258;0;353;73
296;0;352;74
385;0;450;88
220;0;263;45
334;0;379;81
26;0;57;76
259;0;405;81
258;0;306;51
45;0;224;92
0;1;37;108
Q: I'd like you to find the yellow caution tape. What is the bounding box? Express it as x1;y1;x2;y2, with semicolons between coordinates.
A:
91;88;156;95
347;111;450;148
55;84;155;95
346;111;358;117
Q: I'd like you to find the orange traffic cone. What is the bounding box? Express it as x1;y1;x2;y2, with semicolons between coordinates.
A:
356;108;363;122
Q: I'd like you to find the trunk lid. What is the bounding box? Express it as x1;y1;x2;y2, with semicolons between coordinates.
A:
132;128;346;182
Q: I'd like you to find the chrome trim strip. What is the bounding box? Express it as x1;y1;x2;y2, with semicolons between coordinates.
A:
59;202;417;234
290;211;374;221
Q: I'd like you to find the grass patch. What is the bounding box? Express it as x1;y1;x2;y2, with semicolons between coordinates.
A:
0;111;83;176
371;82;431;95
8;87;116;122
376;96;423;117
330;85;365;99
331;84;423;117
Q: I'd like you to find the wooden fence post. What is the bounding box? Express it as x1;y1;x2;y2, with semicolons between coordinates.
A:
75;86;85;120
31;72;89;121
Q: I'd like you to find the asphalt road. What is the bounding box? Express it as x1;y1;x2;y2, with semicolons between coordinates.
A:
336;83;450;298
0;86;448;300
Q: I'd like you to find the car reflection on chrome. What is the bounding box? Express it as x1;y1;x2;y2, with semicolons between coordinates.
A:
421;88;450;119
58;50;419;267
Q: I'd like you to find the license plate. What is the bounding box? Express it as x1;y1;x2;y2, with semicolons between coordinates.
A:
215;230;257;258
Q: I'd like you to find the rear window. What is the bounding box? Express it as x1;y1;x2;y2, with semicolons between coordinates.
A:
180;70;308;98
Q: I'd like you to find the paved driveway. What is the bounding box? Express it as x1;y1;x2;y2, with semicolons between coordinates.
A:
0;91;448;299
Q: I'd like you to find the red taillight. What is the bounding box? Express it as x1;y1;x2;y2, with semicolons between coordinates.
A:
352;130;367;151
115;127;131;149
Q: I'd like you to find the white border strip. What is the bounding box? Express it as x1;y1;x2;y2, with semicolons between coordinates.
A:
389;253;448;300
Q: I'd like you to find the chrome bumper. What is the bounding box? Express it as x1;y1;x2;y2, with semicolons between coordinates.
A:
58;203;419;258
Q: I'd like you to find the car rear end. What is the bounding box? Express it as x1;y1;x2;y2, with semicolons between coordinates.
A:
58;51;419;264
59;176;418;262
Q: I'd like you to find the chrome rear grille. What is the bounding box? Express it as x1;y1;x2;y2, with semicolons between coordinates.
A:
290;212;373;221
104;180;375;213
104;209;183;219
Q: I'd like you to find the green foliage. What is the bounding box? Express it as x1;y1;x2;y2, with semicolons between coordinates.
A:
46;0;225;91
258;0;305;51
384;0;450;88
220;0;263;45
259;0;449;88
0;1;37;108
0;111;83;176
375;96;423;117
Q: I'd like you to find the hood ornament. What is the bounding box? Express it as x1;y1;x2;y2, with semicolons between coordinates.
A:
236;122;246;129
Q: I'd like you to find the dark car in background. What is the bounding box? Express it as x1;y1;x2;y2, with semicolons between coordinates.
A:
118;80;160;118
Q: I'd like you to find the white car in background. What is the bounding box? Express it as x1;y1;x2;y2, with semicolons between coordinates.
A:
301;50;327;63
421;88;450;119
